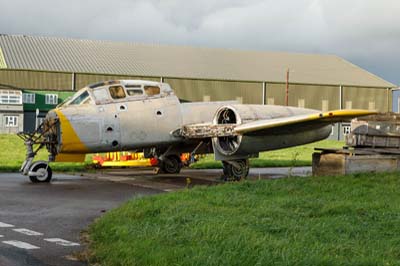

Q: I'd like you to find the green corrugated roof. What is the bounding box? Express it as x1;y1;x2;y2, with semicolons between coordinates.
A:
0;34;396;88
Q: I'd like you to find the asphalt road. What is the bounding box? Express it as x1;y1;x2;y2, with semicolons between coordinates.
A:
87;166;312;191
0;173;159;266
0;167;312;266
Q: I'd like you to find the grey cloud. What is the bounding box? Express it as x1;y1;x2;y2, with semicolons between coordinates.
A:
0;0;398;85
146;0;258;30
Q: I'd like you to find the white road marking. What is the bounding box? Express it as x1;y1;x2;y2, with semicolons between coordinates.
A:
2;240;40;250
0;235;3;237
13;228;43;236
44;238;80;247
0;222;14;228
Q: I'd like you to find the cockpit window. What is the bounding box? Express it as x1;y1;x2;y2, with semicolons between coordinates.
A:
109;86;126;99
69;91;90;105
92;88;109;102
57;96;71;108
144;86;160;96
125;85;143;97
126;88;143;96
82;97;93;105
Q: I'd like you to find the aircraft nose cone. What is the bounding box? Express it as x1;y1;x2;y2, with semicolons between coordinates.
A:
45;109;58;121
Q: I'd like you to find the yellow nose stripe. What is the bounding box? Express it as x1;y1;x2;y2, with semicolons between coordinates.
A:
54;109;89;153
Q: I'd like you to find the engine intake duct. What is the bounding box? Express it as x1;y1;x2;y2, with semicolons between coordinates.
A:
212;106;243;156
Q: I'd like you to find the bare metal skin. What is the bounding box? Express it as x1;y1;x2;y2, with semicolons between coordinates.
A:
19;80;373;182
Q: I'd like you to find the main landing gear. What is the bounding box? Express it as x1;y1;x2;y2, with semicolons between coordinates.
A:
158;155;183;174
156;151;249;181
221;159;249;181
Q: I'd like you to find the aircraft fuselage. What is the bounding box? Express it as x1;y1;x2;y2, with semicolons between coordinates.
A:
44;80;330;160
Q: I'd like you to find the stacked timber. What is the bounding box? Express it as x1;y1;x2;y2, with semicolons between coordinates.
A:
313;113;400;176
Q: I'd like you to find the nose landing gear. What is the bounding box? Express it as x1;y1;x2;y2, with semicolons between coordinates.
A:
17;119;58;183
28;161;53;183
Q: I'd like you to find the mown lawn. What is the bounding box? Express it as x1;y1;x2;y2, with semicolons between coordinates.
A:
0;133;343;172
88;173;400;266
191;140;344;168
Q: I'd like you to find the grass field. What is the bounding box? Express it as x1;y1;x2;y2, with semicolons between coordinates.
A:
191;139;344;168
0;134;343;172
88;173;400;266
0;134;92;172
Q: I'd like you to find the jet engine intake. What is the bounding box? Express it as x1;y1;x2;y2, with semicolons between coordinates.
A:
212;106;243;156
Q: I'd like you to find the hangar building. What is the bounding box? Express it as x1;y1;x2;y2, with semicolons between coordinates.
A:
0;34;396;137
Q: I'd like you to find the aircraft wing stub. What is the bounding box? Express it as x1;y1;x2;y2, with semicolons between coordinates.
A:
234;109;377;135
178;110;377;138
180;124;238;139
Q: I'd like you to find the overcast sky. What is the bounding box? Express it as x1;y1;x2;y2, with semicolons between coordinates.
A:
0;0;399;85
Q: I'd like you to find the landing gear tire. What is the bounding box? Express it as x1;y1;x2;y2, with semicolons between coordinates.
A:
159;155;182;174
29;163;52;183
222;159;249;181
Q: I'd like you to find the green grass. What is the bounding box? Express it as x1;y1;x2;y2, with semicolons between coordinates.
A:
191;140;344;169
0;134;93;172
88;173;400;266
0;134;343;172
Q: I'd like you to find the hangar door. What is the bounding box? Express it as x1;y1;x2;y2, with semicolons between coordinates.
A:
392;90;400;113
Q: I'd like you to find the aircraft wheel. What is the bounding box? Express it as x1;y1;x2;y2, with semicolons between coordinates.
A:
222;161;231;176
160;155;182;174
222;159;249;181
29;163;52;183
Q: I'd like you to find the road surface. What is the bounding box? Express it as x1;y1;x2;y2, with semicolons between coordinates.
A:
0;173;159;266
0;167;311;265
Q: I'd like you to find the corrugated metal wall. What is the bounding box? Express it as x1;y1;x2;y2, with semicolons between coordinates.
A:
265;83;286;106
343;86;389;112
165;78;263;104
75;74;160;90
0;70;161;91
0;70;72;90
266;83;340;110
0;70;391;113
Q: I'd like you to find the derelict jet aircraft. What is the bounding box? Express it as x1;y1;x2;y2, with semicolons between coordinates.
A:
18;80;374;182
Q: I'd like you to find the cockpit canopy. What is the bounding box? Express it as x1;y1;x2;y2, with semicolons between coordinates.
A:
59;80;174;107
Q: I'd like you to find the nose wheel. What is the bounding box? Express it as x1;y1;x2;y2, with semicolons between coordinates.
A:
29;162;53;183
17;118;58;183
